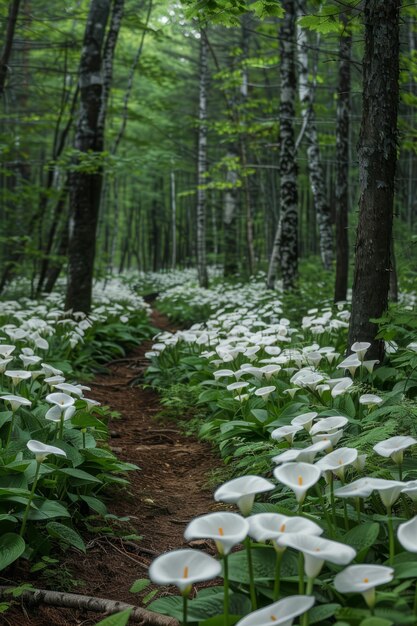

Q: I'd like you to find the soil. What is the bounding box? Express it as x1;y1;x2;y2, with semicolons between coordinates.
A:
4;310;222;625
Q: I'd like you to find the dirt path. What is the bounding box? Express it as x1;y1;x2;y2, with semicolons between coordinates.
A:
7;310;221;625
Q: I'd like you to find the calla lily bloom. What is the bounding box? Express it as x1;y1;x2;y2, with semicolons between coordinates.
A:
338;354;362;376
184;512;249;555
0;345;16;357
291;412;318;432
235;595;315;626
54;382;84;397
373;436;417;465
254;386;276;400
279;533;356;578
214;475;275;516
272;441;330;465
248;513;322;549
149;549;221;594
315;447;358;481
274;462;321;504
310;416;348;436
45;392;75;410
351;341;371;361
27;440;67;463
401;480;417;501
5;370;32;386
311;430;344;450
398;516;417;553
331;379;354;398
334;477;374;499
334;564;394;608
45;404;75;422
366;478;404;508
1;394;31;412
359;394;383;407
271;424;303;444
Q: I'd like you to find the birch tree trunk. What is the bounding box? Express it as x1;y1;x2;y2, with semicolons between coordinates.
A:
348;0;400;361
297;3;333;270
334;14;352;302
267;0;298;290
65;0;112;313
196;31;209;288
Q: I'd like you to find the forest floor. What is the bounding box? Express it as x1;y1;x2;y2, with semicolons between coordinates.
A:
5;310;221;625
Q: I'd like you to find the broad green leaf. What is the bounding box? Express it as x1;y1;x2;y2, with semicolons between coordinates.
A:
129;578;150;593
46;522;86;553
80;495;107;516
310;603;341;624
0;533;25;571
57;467;102;484
95;609;132;626
341;523;380;561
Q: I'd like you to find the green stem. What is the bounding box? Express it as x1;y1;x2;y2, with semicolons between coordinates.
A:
273;550;284;601
355;497;361;524
182;594;188;626
315;484;334;538
82;430;86;448
329;474;337;530
343;499;349;531
20;461;41;537
387;507;395;566
302;578;315;626
59;412;64;440
298;552;305;595
223;554;229;626
399;463;403;481
244;537;257;610
6;413;15;447
413;579;417;616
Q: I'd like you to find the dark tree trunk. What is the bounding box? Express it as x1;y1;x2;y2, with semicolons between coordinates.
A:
196;31;209;288
348;0;400;360
334;15;352;302
267;0;298;290
65;0;112;313
223;150;239;277
0;0;21;96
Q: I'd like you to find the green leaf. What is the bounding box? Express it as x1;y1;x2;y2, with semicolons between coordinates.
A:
57;468;102;484
95;609;132;626
0;533;25;571
27;499;70;520
129;578;151;593
360;618;394;626
310;603;341;624
341;523;380;561
46;522;86;553
394;561;417;579
80;495;107;516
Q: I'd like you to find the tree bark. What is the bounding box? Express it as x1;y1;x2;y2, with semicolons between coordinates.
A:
223;150;239;276
334;13;352;302
0;0;21;96
297;5;333;270
348;0;400;360
196;31;209;288
65;0;112;313
267;0;298;290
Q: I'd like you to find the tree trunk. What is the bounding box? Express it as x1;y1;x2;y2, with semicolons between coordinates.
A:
334;14;352;302
267;0;298;290
0;0;21;96
196;31;209;288
348;0;400;361
171;170;177;269
65;0;112;313
297;3;333;270
223;150;239;277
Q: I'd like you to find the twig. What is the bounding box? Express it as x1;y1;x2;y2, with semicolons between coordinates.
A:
0;586;178;625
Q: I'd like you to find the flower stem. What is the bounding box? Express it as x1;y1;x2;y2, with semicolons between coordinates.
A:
399;463;403;481
6;413;15;447
329;474;337;529
223;554;230;626
343;500;349;531
298;552;305;595
302;578;315;626
315;485;334;538
355;497;361;524
182;594;188;626
20;461;41;537
59;413;64;440
273;550;283;601
244;537;257;610
387;507;395;566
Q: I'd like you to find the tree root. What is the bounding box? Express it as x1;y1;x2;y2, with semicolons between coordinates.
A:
0;586;179;625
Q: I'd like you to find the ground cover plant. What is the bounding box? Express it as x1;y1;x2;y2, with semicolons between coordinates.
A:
139;273;417;626
0;277;154;590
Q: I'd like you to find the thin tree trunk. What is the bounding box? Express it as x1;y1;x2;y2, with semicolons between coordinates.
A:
0;0;21;96
267;0;298;290
223;150;239;276
65;0;112;312
334;14;352;302
297;3;333;270
171;170;177;269
348;0;400;361
196;31;209;288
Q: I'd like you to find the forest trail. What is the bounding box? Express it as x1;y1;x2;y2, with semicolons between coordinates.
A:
8;310;221;626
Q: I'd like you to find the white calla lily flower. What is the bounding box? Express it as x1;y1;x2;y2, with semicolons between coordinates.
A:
235;595;315;626
45;392;75;410
315;447;358;480
248;513;322;551
291;412;318;432
334;477;374;499
27;439;67;463
373;436;417;465
351;341;371;361
359;393;383;407
310;416;348;436
398;516;417;553
274;462;321;504
184;512;249;555
311;430;344;450
279;533;356;578
149;549;221;594
5;370;32;386
271;424;303;444
214;475;275;516
366;478;405;508
1;394;31;412
334;564;394;608
272;441;330;466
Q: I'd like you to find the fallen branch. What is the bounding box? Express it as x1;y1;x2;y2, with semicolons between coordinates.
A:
0;586;178;625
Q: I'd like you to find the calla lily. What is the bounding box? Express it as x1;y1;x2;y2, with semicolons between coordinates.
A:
45;392;75;410
315;447;358;481
54;382;84;397
184;512;249;555
5;370;32;386
248;513;323;548
401;480;417;501
273;462;321;504
310;416;348;436
45;404;75;422
351;341;371;361
255;386;276;400
0;358;13;374
331;379;354;398
334;477;374;499
149;549;222;594
213;369;235;379
1;394;31;412
272;441;330;465
291;412;318;432
260;365;281;379
362;360;379;373
26;439;67;463
279;533;356;578
235;595;315;626
44;375;66;388
334;564;394;608
227;381;249;392
359;394;383;407
373;436;417;465
398;516;417;552
0;345;16;357
271;424;303;444
214;475;275;516
366;477;404;508
311;430;343;450
338;354;361;376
